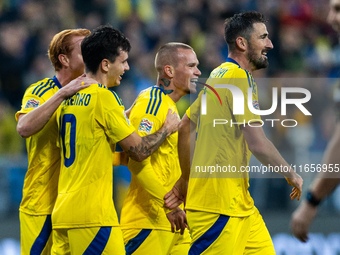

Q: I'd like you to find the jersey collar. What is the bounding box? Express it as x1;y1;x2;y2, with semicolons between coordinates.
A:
226;57;240;67
52;76;62;89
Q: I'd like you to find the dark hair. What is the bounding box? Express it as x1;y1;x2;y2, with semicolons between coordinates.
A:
224;11;267;51
81;25;131;74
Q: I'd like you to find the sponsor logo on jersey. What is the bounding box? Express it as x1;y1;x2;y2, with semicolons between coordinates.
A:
138;118;153;134
24;99;40;109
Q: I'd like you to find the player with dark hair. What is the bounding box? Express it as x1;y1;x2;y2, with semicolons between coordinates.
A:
15;28;93;255
51;25;181;255
166;11;303;254
120;42;201;255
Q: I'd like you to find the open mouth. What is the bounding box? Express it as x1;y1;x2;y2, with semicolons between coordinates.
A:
190;78;198;84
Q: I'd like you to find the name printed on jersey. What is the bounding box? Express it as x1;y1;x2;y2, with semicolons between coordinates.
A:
62;92;91;106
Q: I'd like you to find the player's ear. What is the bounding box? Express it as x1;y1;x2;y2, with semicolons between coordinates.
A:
58;54;69;68
101;59;109;72
236;37;247;51
164;65;174;78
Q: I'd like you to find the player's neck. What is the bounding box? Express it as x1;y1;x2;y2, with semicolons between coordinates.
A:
167;90;182;103
228;53;254;74
56;70;76;87
156;78;181;103
86;72;104;87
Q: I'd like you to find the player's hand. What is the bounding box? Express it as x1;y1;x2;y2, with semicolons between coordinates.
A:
285;173;303;201
59;74;95;99
166;207;188;235
164;176;187;209
290;201;318;242
163;109;180;136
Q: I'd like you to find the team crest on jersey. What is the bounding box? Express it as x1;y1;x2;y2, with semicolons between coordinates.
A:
252;100;260;110
138;119;153;134
123;111;130;125
24;99;40;109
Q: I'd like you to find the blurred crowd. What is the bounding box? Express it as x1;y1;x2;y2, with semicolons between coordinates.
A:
1;0;340;213
0;0;339;107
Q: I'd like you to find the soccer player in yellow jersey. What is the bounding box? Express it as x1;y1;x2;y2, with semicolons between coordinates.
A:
120;43;201;255
166;11;304;254
291;0;340;242
51;26;183;255
15;28;93;255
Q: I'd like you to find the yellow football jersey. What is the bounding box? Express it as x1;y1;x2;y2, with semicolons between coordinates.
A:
120;86;181;230
186;58;261;217
15;76;62;215
52;84;135;229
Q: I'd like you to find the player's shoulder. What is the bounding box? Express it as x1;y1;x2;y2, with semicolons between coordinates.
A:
94;84;124;107
146;86;171;116
138;86;165;100
107;89;124;107
209;61;249;79
25;77;59;98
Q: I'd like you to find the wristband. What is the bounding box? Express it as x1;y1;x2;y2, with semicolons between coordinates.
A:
306;191;321;207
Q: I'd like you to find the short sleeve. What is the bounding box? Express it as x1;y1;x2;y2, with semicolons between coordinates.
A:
100;90;135;143
129;98;164;137
15;91;46;121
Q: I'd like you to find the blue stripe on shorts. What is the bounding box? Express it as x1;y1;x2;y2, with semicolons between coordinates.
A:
83;227;112;255
189;215;230;255
125;229;152;255
30;215;52;255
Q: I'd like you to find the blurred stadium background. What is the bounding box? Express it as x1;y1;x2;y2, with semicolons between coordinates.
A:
0;0;340;254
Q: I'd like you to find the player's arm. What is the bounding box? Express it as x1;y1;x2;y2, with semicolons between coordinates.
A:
179;113;196;181
17;75;93;138
241;122;303;201
165;113;196;209
291;121;340;242
308;121;340;198
128;157;174;204
128;157;187;233
126;134;187;233
118;109;179;162
112;151;129;166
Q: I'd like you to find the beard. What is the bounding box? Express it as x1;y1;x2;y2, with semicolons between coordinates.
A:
247;44;269;70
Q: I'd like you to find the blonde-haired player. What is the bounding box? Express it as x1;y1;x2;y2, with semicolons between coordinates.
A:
15;28;93;254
